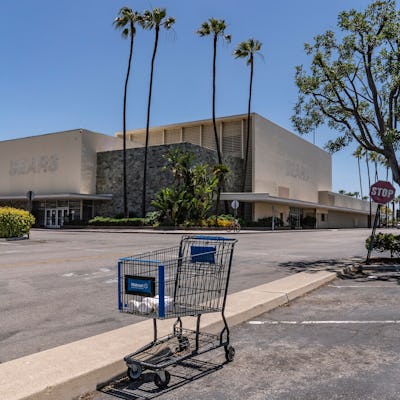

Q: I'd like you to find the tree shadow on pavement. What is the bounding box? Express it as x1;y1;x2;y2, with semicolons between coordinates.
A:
277;259;358;274
97;358;225;400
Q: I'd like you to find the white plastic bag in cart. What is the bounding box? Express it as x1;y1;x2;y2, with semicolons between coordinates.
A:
130;295;174;314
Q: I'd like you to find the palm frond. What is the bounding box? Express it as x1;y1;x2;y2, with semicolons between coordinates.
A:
113;7;141;37
197;21;211;36
198;18;231;43
233;38;263;64
142;7;174;30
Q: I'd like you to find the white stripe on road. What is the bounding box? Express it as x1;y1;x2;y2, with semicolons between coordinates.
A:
248;320;400;325
329;285;397;289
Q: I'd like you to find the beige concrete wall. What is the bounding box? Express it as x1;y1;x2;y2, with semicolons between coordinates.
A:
0;130;123;196
253;114;332;202
81;131;124;194
254;203;289;223
324;211;369;228
0;131;83;195
319;191;370;213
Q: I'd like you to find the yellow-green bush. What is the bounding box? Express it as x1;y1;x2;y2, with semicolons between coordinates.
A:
206;214;235;227
0;207;35;238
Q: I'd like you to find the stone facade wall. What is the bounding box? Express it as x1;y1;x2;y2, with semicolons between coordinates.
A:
95;142;243;217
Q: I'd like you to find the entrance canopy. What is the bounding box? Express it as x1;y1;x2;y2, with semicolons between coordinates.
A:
220;192;373;215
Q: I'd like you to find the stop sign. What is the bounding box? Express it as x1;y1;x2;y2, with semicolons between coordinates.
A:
369;180;396;204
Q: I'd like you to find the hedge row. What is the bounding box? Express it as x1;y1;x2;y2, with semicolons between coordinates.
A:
365;232;400;257
0;207;35;238
88;216;145;226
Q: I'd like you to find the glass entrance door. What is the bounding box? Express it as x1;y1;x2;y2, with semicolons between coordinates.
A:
45;208;68;228
289;207;303;229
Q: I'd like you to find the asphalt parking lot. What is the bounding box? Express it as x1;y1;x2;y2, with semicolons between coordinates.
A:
90;277;400;400
0;228;374;363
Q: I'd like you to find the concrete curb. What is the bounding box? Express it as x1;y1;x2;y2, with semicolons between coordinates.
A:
0;271;336;400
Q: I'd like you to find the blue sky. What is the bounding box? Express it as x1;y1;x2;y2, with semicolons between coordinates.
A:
0;0;388;195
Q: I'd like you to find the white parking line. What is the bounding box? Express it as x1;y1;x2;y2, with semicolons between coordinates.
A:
62;268;115;281
329;285;397;288
248;320;400;325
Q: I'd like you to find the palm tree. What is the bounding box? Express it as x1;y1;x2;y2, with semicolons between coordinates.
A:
233;38;262;192
395;194;400;223
364;149;372;227
353;146;364;199
197;18;231;164
212;163;230;224
113;7;141;217
369;151;380;182
141;8;175;218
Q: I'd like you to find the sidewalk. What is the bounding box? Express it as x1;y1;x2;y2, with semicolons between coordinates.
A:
0;271;335;400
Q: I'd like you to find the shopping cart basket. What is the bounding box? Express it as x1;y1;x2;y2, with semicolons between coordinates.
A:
117;235;237;388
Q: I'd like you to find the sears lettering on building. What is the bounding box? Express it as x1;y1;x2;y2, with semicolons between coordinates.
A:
9;155;59;176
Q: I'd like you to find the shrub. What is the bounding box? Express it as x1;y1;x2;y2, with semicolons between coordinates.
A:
88;216;145;226
302;215;316;228
114;211;138;219
151;148;224;226
0;207;35;238
206;214;235;227
257;216;284;227
144;211;162;226
245;216;284;228
365;232;400;257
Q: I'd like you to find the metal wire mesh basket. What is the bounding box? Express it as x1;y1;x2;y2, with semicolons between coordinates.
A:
118;235;237;319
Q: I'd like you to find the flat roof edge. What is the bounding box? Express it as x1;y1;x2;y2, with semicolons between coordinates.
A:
0;194;113;201
220;192;374;215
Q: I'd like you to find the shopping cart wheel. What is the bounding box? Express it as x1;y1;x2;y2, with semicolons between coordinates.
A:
127;363;142;380
154;370;170;388
224;345;235;362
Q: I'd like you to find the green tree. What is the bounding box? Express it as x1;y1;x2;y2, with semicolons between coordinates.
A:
233;38;263;192
197;18;231;164
152;149;225;226
141;8;175;218
113;7;142;218
292;1;400;187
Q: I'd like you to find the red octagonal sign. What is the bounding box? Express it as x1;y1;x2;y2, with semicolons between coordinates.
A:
369;180;396;204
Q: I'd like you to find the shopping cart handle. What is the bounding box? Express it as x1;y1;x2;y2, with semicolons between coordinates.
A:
192;235;234;241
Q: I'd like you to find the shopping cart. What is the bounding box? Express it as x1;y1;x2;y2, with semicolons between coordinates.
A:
117;235;237;388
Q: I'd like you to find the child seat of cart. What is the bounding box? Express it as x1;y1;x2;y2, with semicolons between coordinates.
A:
190;245;216;264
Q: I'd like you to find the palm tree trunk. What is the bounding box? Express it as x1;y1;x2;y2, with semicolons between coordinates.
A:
122;29;134;218
142;26;160;218
366;153;371;228
242;55;253;193
357;158;363;198
212;35;222;164
212;35;223;217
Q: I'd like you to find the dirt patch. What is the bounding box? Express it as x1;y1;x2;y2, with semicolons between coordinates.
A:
339;258;400;283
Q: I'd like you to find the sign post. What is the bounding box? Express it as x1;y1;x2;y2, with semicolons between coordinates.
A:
366;181;396;264
26;190;35;212
231;200;239;218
